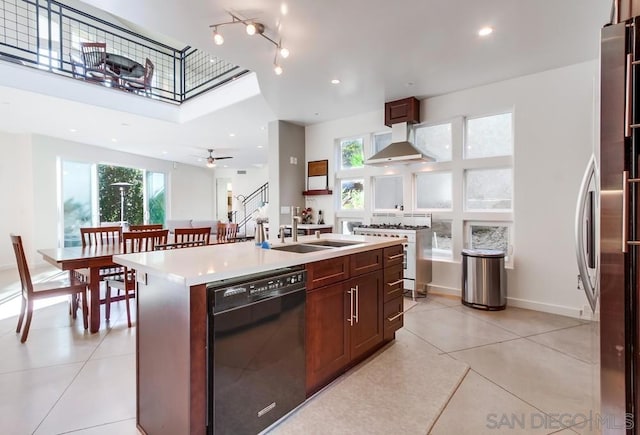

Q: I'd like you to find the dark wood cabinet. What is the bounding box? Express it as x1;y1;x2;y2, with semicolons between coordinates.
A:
383;263;404;302
350;249;382;277
348;270;383;361
306;282;350;393
306;255;349;290
384;97;420;127
305;245;403;395
618;0;640;22
383;296;404;341
383;244;404;268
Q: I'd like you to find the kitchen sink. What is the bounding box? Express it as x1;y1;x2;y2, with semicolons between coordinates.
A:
304;240;363;248
271;244;333;254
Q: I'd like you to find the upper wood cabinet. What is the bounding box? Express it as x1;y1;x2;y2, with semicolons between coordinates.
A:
384;97;420;127
618;0;640;22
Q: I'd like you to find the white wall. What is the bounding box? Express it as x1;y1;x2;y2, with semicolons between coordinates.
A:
0;132;215;267
305;60;599;318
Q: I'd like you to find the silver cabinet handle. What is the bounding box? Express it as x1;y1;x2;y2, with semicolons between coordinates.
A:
387;279;404;287
387;253;404;260
387;311;404;322
626;53;633;137
354;285;359;324
623;170;629;253
347;289;354;326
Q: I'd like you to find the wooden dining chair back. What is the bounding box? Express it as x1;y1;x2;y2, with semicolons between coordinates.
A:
216;223;238;244
123;57;154;95
80;42;117;85
128;224;163;232
106;229;168;327
175;227;210;246
80;225;122;247
10;234;88;342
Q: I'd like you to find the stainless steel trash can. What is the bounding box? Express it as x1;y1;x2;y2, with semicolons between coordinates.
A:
461;249;506;310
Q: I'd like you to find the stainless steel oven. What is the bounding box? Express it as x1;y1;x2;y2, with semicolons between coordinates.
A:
353;225;431;299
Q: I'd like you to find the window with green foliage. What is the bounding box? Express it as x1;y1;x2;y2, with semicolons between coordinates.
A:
98;165;144;225
340;179;364;209
340;138;364;169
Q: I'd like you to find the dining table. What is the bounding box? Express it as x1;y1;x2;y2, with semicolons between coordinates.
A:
38;244;124;333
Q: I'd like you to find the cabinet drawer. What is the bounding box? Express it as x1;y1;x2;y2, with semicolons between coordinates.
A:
350;249;382;277
383;296;404;341
383;264;404;302
383;244;404;268
306;256;350;290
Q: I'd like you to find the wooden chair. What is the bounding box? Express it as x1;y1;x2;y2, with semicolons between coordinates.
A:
105;229;168;327
80;225;122;247
216;223;238;244
10;234;88;342
122;58;154;95
128;224;163;232
155;240;206;250
175;227;210;246
80;42;118;85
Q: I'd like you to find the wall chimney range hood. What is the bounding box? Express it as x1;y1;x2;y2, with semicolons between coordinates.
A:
365;97;434;166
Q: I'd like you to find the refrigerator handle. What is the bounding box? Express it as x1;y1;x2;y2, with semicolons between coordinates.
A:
575;155;598;313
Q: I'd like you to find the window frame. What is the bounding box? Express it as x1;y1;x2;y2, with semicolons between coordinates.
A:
464;220;514;268
463;111;514;160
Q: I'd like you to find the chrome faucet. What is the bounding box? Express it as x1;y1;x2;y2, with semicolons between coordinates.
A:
292;216;301;242
279;225;286;243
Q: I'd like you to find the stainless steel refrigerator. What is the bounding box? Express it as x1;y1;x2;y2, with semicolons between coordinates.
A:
600;16;640;434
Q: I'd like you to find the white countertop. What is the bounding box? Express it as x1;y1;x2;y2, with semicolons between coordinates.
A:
113;233;401;287
263;223;333;229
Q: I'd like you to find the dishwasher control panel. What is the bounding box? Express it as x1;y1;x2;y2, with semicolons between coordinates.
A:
208;267;306;313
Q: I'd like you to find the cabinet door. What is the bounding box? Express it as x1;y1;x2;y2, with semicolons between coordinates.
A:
306;256;350;290
383;263;404;303
350;249;382;277
306;283;350;394
383;244;404;268
349;270;383;361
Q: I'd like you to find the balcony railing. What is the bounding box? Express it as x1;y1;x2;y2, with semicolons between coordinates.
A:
0;0;249;103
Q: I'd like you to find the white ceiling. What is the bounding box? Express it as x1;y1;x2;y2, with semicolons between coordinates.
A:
0;0;612;168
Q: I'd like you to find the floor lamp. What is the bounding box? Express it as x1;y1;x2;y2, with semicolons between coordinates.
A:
111;182;132;228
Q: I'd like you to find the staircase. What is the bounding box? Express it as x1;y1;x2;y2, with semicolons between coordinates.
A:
232;182;268;236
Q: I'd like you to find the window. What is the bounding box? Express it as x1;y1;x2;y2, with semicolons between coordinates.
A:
465;113;513;159
340;138;364;169
414;122;452;162
466;222;511;263
465;168;512;211
340;179;364;210
373;176;403;210
62;161;93;247
431;220;453;259
373;132;392;153
415;172;452;210
60;160;167;247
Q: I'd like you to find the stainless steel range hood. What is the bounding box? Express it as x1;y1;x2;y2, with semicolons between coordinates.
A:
365;122;434;166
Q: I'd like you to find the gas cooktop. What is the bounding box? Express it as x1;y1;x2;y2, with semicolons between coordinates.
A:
357;224;430;230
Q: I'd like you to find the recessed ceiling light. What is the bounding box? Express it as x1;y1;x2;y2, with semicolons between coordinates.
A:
198;158;203;162
280;3;288;15
223;165;228;168
260;126;266;131
257;145;264;149
331;79;340;85
229;133;236;137
69;128;77;133
162;151;168;155
111;138;117;142
478;26;493;37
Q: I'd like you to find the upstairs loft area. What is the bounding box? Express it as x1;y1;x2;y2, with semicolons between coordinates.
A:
0;0;250;104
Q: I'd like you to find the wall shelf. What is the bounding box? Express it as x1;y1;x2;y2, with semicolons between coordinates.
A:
303;189;333;196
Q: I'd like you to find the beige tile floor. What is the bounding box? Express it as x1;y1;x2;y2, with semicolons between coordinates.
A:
0;266;600;434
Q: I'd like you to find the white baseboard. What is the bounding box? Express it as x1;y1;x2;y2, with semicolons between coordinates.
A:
427;284;597;321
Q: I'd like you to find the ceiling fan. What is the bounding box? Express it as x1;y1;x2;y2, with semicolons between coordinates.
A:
204;148;233;168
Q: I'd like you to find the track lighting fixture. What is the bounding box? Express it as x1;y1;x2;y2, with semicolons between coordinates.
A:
209;11;289;75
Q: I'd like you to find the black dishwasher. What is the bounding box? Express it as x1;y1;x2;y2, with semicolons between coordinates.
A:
207;266;306;435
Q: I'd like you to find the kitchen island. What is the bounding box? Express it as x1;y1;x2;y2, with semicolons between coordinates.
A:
114;234;404;435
